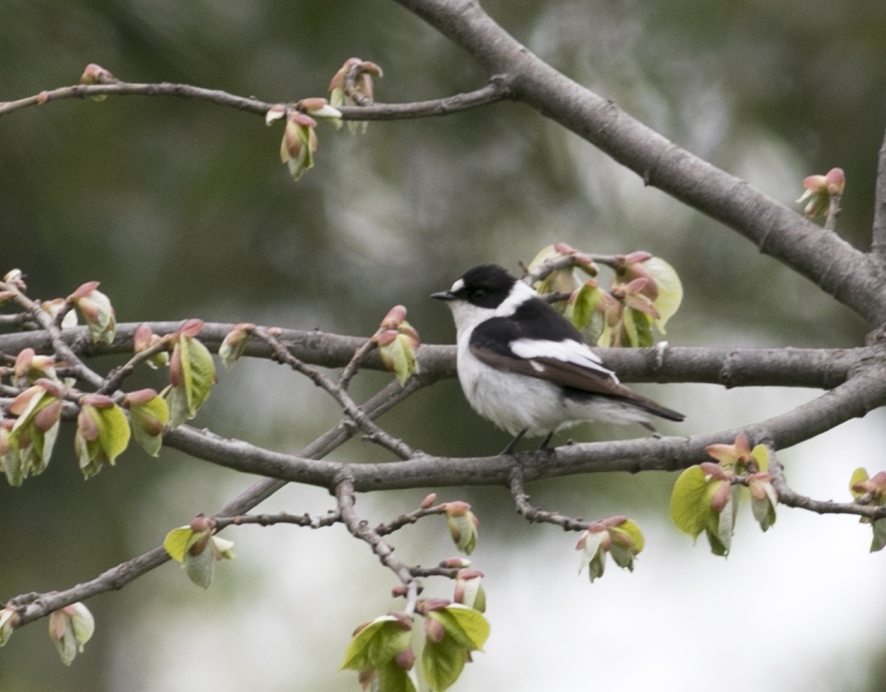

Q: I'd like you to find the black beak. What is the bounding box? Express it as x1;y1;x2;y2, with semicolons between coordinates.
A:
430;291;454;301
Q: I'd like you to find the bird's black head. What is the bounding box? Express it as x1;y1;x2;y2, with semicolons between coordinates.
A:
432;264;517;309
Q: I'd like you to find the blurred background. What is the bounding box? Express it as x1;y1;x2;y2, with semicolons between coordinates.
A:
3;0;886;690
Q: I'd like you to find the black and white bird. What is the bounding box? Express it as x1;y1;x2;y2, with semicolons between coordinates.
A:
432;264;684;449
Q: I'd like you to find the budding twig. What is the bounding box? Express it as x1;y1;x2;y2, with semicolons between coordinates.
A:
254;327;415;459
374;503;449;536
509;467;594;532
214;509;342;530
339;338;377;392
97;334;170;395
767;448;886;520
0;78;508;122
0;280;104;390
334;471;421;613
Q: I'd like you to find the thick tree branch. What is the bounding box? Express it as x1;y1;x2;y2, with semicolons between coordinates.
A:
162;355;886;492
392;0;886;325
872;129;886;261
0;321;865;389
8;318;886;630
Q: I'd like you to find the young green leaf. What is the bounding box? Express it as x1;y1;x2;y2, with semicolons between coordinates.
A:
75;397;132;479
163;522;234;588
453;570;486;612
443;502;479;555
163;526;195;562
643;257;683;333
376;659;419;692
124;389;170;457
185;546;215;589
871;518;886;553
577;530;607;582
67;282;117;344
167;324;216;428
421;635;469;692
428;605;490;651
219;323;255;368
710;487;736;556
623;307;654;347
4;381;64;485
47;603;94;666
566;280;603;331
280;112;318;180
0;607;18;646
850;468;870;499
749;476;778;532
373;306;421;386
340;615;413;671
669;466;712;539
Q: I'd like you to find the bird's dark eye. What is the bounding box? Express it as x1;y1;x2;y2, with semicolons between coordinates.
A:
471;288;486;299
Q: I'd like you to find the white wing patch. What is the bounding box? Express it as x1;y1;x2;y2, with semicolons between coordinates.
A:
509;338;618;381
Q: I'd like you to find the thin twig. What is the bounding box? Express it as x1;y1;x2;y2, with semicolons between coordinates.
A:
254;327;416;459
214;509;342;530
0;313;33;327
339;338;377;392
768;447;886;520
0;79;508;121
409;565;461;579
374;504;448;536
509;467;593;531
824;193;842;232
97;334;171;395
335;470;421;614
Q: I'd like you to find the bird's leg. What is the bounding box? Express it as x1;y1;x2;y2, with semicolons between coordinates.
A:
501;429;527;455
538;431;555;450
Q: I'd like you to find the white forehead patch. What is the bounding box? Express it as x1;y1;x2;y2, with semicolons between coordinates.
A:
450;278;465;293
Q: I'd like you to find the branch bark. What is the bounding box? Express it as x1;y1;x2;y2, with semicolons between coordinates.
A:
0;321;865;389
161;354;886;492
872;128;886;261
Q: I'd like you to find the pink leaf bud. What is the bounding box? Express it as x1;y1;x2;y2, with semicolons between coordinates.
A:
124;388;160;407
710;481;732;514
265;103;286;126
394;645;415;671
439;557;471;569
423;617;445;643
80;63;115;85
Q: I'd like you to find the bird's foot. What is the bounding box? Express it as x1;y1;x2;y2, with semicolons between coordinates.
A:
501;429;527;455
538;431;555;451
